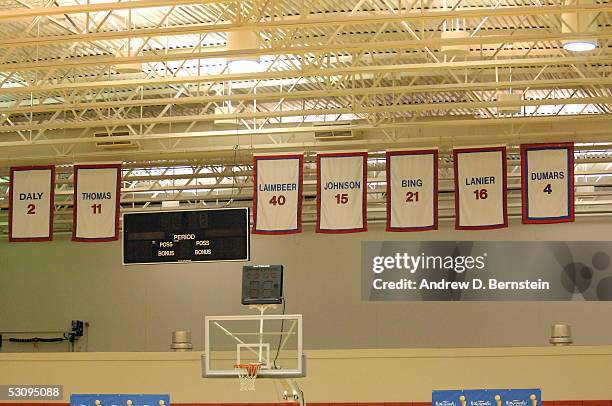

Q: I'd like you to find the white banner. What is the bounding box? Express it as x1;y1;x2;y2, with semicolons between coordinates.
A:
521;143;574;224
9;166;55;242
73;164;121;241
386;149;438;231
317;152;367;233
253;154;303;234
454;146;507;230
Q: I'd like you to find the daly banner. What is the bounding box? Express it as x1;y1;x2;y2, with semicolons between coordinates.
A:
9;166;55;242
72;164;121;242
432;389;541;406
386;149;438;231
521;142;574;224
363;241;612;301
253;154;303;234
317;151;367;233
453;146;507;230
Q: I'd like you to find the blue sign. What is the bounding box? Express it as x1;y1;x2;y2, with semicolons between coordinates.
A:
71;394;170;406
433;389;541;406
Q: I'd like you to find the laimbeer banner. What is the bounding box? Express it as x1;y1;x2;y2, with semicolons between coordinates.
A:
432;389;541;406
253;154;303;234
317;152;367;233
9;166;55;242
521;142;574;224
386;149;438;231
72;164;121;242
454;146;507;230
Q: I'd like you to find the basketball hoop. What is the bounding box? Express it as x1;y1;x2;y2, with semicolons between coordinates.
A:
234;363;262;391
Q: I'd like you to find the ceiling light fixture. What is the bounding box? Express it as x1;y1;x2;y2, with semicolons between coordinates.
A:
225;30;261;74
561;0;598;52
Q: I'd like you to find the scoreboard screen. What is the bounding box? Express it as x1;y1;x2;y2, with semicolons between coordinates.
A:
123;208;250;265
241;265;283;305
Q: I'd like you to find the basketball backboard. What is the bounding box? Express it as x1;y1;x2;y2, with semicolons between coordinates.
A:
202;313;305;379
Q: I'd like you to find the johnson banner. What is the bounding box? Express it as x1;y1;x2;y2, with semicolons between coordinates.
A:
316;151;367;233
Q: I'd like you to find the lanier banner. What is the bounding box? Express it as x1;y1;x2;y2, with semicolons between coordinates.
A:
362;241;612;301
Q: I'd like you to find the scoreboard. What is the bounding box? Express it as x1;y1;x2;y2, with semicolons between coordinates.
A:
122;208;250;265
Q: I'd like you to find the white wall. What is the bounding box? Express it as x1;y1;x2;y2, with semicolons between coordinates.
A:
1;218;612;352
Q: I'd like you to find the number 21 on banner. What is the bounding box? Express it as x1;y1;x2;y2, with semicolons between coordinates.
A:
406;191;419;202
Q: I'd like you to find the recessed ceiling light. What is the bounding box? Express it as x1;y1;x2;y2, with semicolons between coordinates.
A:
562;40;598;52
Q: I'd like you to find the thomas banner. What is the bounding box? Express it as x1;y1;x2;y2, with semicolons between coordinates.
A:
433;389;541;406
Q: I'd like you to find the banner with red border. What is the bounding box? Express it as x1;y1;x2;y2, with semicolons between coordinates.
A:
386;149;438;232
453;146;508;230
253;154;303;234
316;151;367;233
521;142;574;224
9;165;55;242
72;164;121;242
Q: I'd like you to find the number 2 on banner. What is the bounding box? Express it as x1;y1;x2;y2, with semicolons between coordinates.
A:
26;204;36;214
334;193;348;204
268;195;286;206
473;189;488;200
91;203;102;214
543;184;552;194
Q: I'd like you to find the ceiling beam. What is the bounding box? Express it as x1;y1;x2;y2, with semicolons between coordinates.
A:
1;55;610;95
0;0;232;22
0;5;609;48
3;31;612;73
2;77;611;115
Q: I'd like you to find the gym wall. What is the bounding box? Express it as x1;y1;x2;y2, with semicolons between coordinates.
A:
2;347;612;402
1;218;612;352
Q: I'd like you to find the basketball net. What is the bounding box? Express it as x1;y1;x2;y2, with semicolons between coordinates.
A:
234;363;262;391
